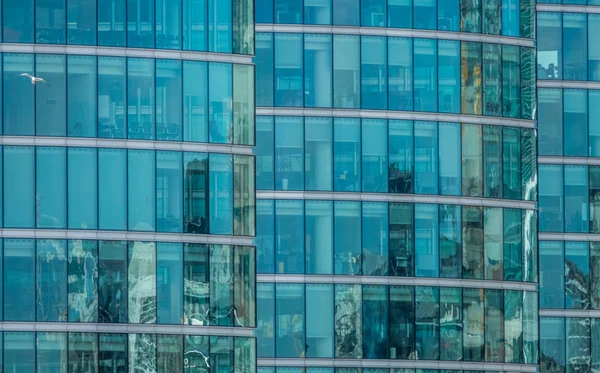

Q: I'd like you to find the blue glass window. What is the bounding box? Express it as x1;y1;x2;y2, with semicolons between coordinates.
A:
439;122;461;195
67;0;96;45
414;121;438;194
98;149;127;230
564;89;588;157
68;241;98;322
361;0;386;27
5;332;34;372
483;126;502;198
4;54;34;135
335;201;361;275
483;0;501;34
128;241;157;324
563;13;587;81
414;39;437;112
461;0;481;33
388;0;411;28
361;36;387;110
68;148;97;229
36;240;68;321
388;37;413;111
306;284;334;357
257;200;275;273
275;0;302;23
503;208;522;281
256;0;273;23
415;204;439;277
305;117;332;191
540;318;565;373
306;200;333;274
538;88;562;156
438;40;460;114
362;119;387;192
463;206;484;279
275;116;304;191
156;59;182;141
128;58;155;140
99;334;127;369
36;54;67;136
183;61;208;142
209;62;233;143
276;200;304;274
98;0;126;46
4;146;35;228
68;55;97;137
335;285;362;357
591;91;600;157
98;57;126;139
483;43;502;116
182;0;206;51
305;0;331;24
390;286;415;357
4;239;35;321
38;333;68;372
257;284;275;356
440;205;461;278
363;286;388;359
209;154;233;235
389;120;413;194
502;45;520;118
502;127;520;200
461;42;482;115
127;0;154;47
564;165;589;233
305;33;332;108
414;0;436;29
156;0;181;49
183;152;208;234
333;0;359;26
276;283;305;357
37;147;67;228
334;118;360;192
362;202;388;276
590;15;600;81
36;0;66;43
208;0;231;52
537;12;561;79
256;33;274;107
502;0;519;36
438;0;459;31
484;289;503;361
257;117;274;190
275;34;303;107
539;164;564;232
183;244;208;324
566;242;590;309
210;245;234;326
4;0;34;42
440;287;462;359
333;35;360;109
415;287;439;358
128;149;156;231
540;241;565;308
157;151;183;233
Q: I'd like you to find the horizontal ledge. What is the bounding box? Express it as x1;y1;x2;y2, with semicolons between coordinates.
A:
538;80;600;90
539;232;600;242
537;3;600;14
0;229;254;246
256;358;538;372
255;24;535;47
256;108;535;128
538;156;600;166
256;274;538;291
256;191;537;210
540;309;600;318
0;43;254;64
0;136;254;155
0;322;255;337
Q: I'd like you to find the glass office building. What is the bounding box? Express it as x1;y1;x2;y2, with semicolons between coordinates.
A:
253;1;539;373
537;1;600;373
0;0;257;371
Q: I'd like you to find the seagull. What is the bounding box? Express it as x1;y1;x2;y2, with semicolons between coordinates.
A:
20;73;50;87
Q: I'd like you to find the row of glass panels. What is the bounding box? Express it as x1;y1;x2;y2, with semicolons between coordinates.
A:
540;241;600;309
0;0;254;54
537;12;600;81
261;369;519;373
539;164;600;234
539;0;600;3
257;283;538;363
1;146;255;236
0;332;255;373
256;33;536;120
540;317;600;373
256;200;537;282
256;0;534;39
538;88;600;158
256;117;537;201
0;239;255;326
0;54;255;145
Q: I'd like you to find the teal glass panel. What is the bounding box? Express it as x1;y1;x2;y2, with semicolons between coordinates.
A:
389;37;413;111
183;152;208;233
36;0;66;43
502;0;519;36
565;241;590;309
127;0;154;47
438;0;459;31
68;240;99;322
523;291;539;364
463;206;484;279
128;334;157;372
4;239;35;321
362;119;387;192
4;54;34;135
208;0;232;52
590;15;600;81
183;0;206;50
276;283;305;357
414;38;437;112
275;116;303;190
257;283;275;356
414;121;438;194
388;0;411;28
68;332;98;372
305;33;332;108
539;165;564;232
156;59;183;141
485;289;504;362
438;40;460;114
68;148;98;229
415;286;439;359
157;243;183;324
390;286;415;358
414;0;436;29
439;122;461;195
503;209;522;281
483;43;502;116
99;334;127;371
334;118;360;192
128;241;157;324
210;245;234;326
256;200;274;273
209;63;233;143
540;317;565;373
335;201;361;275
276;200;304;273
256;117;274;191
306;200;333;274
183;61;208;142
98;56;126;139
128;149;156;231
209;336;233;372
234;246;255;327
564;165;588;233
335;284;362;358
389;203;414;276
537;12;561;79
99;241;128;323
5;332;35;373
98;148;127;230
563;13;587;81
461;0;481;33
520;47;536;120
461;42;482;115
233;64;255;145
157;151;183;233
183;243;209;325
304;0;331;24
3;0;34;42
68;55;97;137
306;284;334;357
415;204;438;277
67;0;96;44
389;120;413;193
256;33;274;107
482;0;500;34
4;146;35;228
37;332;67;372
590;91;600;156
440;204;461;278
37;147;67;228
128;58;155;140
564;89;588;157
440;287;462;360
463;288;484;360
363;285;388;358
157;335;183;372
156;0;181;49
185;336;209;372
333;35;360;108
505;290;523;363
502;127;521;200
484;207;503;280
361;36;387;110
362;202;388;276
37;239;68;322
333;0;359;26
592;243;600;308
305;117;332;191
521;128;537;202
502;45;520;118
36;54;67;136
98;0;126;46
209;153;233;235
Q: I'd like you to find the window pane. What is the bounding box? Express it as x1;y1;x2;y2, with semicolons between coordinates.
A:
334;118;360;192
306;284;334;357
483;0;500;34
185;336;209;371
414;38;437;112
440;205;461;278
306;200;333;274
98;148;127;230
415;287;439;359
233;64;255;145
362;202;388;276
503;128;521;200
4;146;35;228
462;124;483;197
505;290;523;363
463;288;484;361
483;126;502;198
183;61;208;142
439;40;460;114
234;246;255;327
129;241;157;324
156;59;182;141
335;284;362;358
335;201;361;275
128;58;155;140
389;38;413;111
590;91;600;157
361;36;387;110
37;0;66;43
333;35;360;108
484;207;504;280
4;239;35;321
502;0;519;36
257;200;274;273
305;34;332;108
565;241;590;309
157;243;183;324
564;165;589;233
276;117;304;191
68;333;98;372
256;33;274;107
127;0;154;47
563;13;587;81
304;0;331;24
485;289;504;362
184;152;208;234
461;0;481;33
362;119;387;192
209;336;233;373
99;334;127;371
157;335;183;372
539;165;564;232
389;120;413;194
67;0;96;44
129;334;157;372
361;0;386;27
98;0;126;46
36;55;67;135
461;42;482;115
564;89;588;157
415;204;438;277
440;287;462;360
4;54;34;135
5;332;35;373
538;88;563;156
209;153;233;235
68;148;97;229
209;63;233;143
388;0;411;28
537;12;561;79
390;286;414;359
208;0;231;52
483;43;502;116
233;0;254;54
211;245;234;326
275;34;303;107
591;168;600;234
414;0;436;29
540;318;565;373
502;45;520;118
68;55;97;137
520;46;536;120
234;155;256;236
276;283;305;357
389;203;414;276
183;0;206;51
305;117;333;191
463;206;484;279
98;57;126;139
567;317;591;372
415;121;438;194
4;0;34;42
593;243;600;309
37;240;68;322
438;0;459;31
521;128;537;202
156;0;181;49
276;200;304;274
503;208;522;281
523;291;538;364
257;283;274;356
128;149;156;231
68;240;99;322
37;147;67;228
363;285;388;359
590;15;600;81
157;151;183;233
183;243;209;325
99;240;128;323
37;332;67;372
333;0;359;25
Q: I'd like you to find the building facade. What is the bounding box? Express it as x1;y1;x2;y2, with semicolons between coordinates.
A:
253;2;539;373
537;1;600;372
0;0;257;371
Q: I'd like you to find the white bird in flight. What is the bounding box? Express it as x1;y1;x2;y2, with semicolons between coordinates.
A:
20;73;50;87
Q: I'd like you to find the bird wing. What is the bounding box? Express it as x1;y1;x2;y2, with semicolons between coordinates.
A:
20;73;31;77
37;78;51;87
